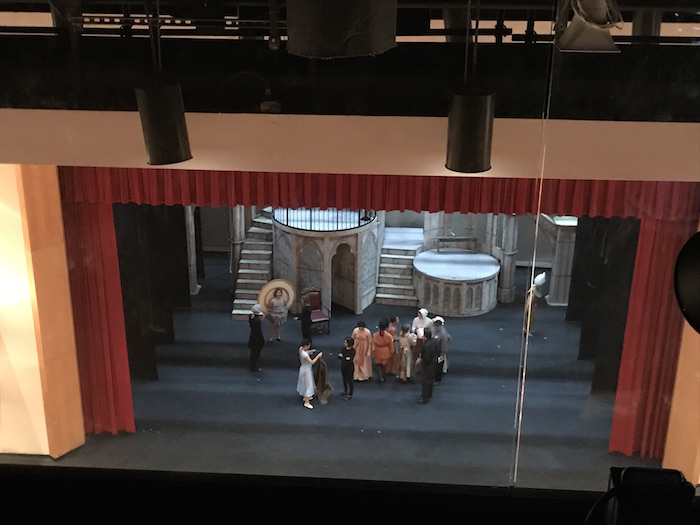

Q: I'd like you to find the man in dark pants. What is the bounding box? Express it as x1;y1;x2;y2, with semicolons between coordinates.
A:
247;304;265;372
416;327;439;404
297;295;313;343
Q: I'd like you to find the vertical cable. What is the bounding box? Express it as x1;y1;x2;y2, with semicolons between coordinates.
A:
508;0;560;489
463;0;471;84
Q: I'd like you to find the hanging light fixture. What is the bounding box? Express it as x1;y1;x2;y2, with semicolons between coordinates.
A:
555;0;623;53
135;0;192;165
445;0;495;174
285;0;397;59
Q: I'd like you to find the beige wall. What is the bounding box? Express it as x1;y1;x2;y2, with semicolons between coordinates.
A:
0;164;84;458
0;109;698;182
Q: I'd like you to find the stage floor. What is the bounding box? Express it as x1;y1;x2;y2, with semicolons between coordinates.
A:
0;254;661;502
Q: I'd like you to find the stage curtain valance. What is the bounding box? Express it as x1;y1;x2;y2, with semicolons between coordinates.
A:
59;166;700;459
60;167;699;221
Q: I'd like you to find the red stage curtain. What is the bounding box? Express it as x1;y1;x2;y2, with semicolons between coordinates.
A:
61;198;136;435
59;167;700;458
608;215;699;457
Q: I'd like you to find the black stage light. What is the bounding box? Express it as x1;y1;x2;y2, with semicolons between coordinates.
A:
135;82;192;166
445;0;495;174
446;86;495;173
135;0;192;165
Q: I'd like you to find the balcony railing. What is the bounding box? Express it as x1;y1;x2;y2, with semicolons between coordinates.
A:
273;207;376;232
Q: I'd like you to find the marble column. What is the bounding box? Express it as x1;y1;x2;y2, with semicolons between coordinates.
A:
497;214;518;304
230;205;246;293
546;217;578;307
185;205;201;295
423;211;444;251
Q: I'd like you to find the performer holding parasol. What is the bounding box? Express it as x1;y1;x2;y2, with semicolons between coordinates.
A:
257;279;296;343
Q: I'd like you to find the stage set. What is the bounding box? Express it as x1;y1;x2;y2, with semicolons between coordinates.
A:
228;207;577;320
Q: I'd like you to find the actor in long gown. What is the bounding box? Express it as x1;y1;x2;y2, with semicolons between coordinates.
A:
372;321;395;383
397;323;417;381
297;339;322;409
523;272;546;336
267;288;288;341
411;307;433;366
351;321;373;381
386;316;399;375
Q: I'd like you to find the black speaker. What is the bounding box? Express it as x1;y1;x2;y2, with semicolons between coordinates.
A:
286;0;397;58
674;231;700;334
445;86;495;173
135;82;193;166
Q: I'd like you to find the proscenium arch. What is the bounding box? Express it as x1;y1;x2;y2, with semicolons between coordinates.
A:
59;167;700;458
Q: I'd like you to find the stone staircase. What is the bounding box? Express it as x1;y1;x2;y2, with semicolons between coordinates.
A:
231;209;274;320
375;231;421;307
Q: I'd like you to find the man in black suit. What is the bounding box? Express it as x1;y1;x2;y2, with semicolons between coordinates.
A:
416;327;439;404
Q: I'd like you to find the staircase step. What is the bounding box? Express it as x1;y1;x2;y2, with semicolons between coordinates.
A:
242;240;273;251
237;278;268;290
234;288;259;299
380;254;415;265
376;283;416;295
247;227;273;240
378;274;413;285
232;298;257;309
237;268;271;280
381;247;420;257
239;259;273;270
379;262;414;276
253;216;273;227
241;249;272;257
375;293;419;307
231;308;254;320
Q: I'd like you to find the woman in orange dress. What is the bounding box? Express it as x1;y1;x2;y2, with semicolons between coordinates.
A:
351;320;373;381
372;319;395;383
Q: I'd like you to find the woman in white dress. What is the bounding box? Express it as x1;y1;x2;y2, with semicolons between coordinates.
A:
297;339;323;409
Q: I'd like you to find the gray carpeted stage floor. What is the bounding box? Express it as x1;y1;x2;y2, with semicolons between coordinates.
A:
0;250;661;501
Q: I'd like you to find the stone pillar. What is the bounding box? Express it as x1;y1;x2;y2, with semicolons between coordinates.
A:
497;214;518;303
355;231;365;314
230;205;246;292
185;205;201;295
322;237;333;315
546;217;578;306
423;211;444;251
